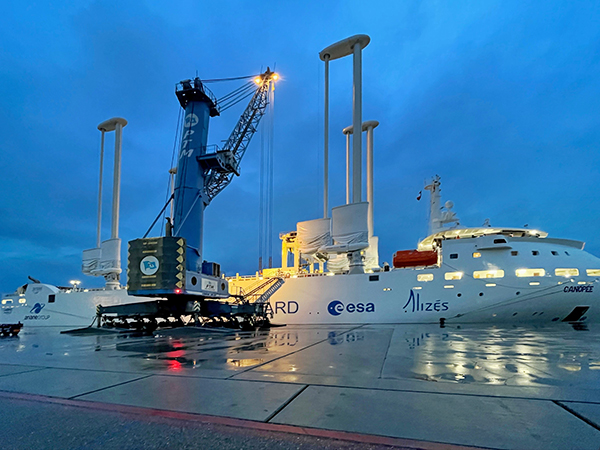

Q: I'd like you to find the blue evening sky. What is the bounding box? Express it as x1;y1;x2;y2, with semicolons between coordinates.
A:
1;1;599;289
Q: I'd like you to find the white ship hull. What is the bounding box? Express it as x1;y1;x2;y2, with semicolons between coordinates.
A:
4;230;600;328
1;284;146;328
230;233;600;325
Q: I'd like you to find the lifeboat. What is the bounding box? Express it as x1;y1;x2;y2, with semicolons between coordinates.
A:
393;250;438;268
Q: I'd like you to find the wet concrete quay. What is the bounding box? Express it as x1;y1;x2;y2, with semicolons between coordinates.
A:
1;323;600;449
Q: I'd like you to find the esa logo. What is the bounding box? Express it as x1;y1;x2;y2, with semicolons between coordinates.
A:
327;300;375;316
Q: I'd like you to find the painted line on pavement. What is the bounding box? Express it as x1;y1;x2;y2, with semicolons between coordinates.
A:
0;389;492;450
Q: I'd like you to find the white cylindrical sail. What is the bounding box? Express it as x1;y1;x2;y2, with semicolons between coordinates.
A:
297;218;332;255
324;202;369;253
364;235;379;271
327;253;349;274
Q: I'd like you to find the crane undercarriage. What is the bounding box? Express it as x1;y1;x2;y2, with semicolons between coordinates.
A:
92;277;284;334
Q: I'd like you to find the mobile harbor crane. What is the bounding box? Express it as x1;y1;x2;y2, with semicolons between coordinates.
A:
95;69;283;331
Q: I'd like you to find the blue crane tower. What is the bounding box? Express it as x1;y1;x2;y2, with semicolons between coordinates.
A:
126;70;278;304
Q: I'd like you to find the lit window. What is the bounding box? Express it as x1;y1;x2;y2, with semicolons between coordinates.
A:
473;270;505;279
516;268;546;277
449;253;458;259
485;283;496;287
511;251;518;256
587;269;600;276
1;299;12;305
412;286;422;290
555;268;579;277
18;298;26;304
530;282;540;286
445;272;463;280
417;274;434;282
444;285;454;289
472;252;481;258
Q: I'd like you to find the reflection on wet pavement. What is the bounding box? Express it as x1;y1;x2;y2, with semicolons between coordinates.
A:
382;324;600;388
1;323;599;389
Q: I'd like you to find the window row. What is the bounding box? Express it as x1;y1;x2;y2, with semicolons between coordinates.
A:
416;268;600;282
467;250;571;259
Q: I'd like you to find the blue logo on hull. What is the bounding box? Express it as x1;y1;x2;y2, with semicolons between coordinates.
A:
30;303;45;314
327;300;375;316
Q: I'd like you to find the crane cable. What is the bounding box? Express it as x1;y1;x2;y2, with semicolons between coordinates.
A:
203;74;259;83
218;81;255;103
267;82;275;269
219;85;257;112
258;81;276;271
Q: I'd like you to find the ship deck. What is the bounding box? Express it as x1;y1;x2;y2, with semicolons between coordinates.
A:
0;323;599;449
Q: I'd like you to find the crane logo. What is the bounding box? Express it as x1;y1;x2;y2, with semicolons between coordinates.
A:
140;256;159;276
184;113;199;128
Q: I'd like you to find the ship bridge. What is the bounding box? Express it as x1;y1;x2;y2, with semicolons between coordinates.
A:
418;227;549;251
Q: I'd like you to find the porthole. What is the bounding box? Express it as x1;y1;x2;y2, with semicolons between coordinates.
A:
449;253;458;259
511;251;518;256
552;317;559;322
221;283;226;290
457;293;462;297
479;292;484;296
191;277;197;286
532;251;539;256
513;312;518;316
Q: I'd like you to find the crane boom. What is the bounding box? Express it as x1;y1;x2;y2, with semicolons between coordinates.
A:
203;69;277;202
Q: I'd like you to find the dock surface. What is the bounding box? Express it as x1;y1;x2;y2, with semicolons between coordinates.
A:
0;323;599;449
